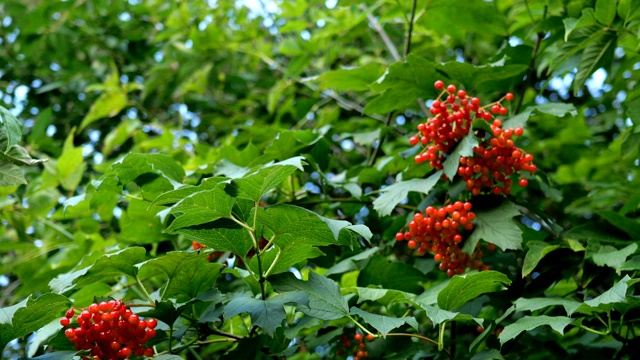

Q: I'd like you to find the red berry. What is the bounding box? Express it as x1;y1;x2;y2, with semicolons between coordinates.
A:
366;334;375;341
457;89;467;98
505;93;514;101
519;178;528;187
446;84;456;94
354;333;363;342
514;127;524;136
144;347;155;357
60;317;70;326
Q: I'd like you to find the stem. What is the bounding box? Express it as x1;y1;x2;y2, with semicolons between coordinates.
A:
404;0;418;58
438;321;446;351
348;315;376;337
136;275;155;305
251;201;268;300
262;248;281;278
580;325;609;336
515;5;547;114
368;113;393;166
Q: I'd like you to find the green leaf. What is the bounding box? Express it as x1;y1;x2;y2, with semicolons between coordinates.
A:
498;315;573;345
248;243;325;276
57;131;85;191
49;247;146;293
437;271;511;311
138;251;223;302
418;0;507;40
103;118;141;156
621;255;640;271
364;55;440;114
0;106;22;153
513;297;582;316
443;132;478;180
164;186;235;232
5;145;47;165
522;241;561;278
583;275;630;308
373;171;442;217
224;291;308;336
0;159;27;186
349;307;418;337
435;60;528;93
326;247;380;276
227;156;306;201
153;355;186;360
0;293;71;351
420;305;483;326
316;63;385;91
80;71;128;130
597;210;640;238
352;287;416;306
502;103;577;129
271;271;349;320
573;30;616;95
463;201;523;253
563;9;597;41
595;0;617;25
111;153;185;185
19;351;79;360
151;177;226;207
589;243;638;271
357;255;426;294
471;349;505;360
119;200;166;243
176;220;254;258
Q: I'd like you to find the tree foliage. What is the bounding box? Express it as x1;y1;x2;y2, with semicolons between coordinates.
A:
1;0;640;359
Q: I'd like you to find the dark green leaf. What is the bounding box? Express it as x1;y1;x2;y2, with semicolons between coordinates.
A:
49;247;146;293
139;251;224;302
513;297;582;316
498;315;573;345
437;271;511;311
316;63;386;91
420;305;483;326
271;272;349;320
357;255;425;294
0;106;22;153
597;210;640;238
227;156;306;201
573;30;616;95
349;307;418;337
463;201;523;253
0;293;71;351
595;0;617;25
0;159;27;186
522;241;561;278
224;291;308;336
164;186;235;232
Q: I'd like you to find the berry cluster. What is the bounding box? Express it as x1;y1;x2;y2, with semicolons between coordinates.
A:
458;119;536;195
61;300;157;359
411;80;511;170
395;202;488;276
336;332;375;359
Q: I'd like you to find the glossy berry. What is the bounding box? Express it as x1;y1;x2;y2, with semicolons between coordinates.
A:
434;80;445;90
505;93;514;101
60;299;157;359
446;84;456;93
519;178;528;187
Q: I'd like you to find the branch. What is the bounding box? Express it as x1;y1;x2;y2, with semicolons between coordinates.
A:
515;5;548;114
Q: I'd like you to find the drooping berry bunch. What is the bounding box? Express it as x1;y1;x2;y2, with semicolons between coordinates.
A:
335;332;375;359
411;80;510;170
457;119;537;195
396;202;489;276
61;300;157;359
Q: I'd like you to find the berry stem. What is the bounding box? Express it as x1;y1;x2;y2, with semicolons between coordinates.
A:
347;315;376;337
438;321;447;351
136;274;155;306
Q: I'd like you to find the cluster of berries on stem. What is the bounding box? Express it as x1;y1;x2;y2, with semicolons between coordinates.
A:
458;118;536;195
61;299;157;359
399;81;535;275
396;202;491;276
336;332;375;359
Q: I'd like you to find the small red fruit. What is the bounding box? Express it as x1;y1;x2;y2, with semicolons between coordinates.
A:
434;80;445;90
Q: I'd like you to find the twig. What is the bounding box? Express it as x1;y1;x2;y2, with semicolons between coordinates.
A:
404;0;418;57
515;5;548;114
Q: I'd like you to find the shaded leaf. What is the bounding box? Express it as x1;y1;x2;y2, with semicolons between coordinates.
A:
358;255;425;294
271;272;349;320
224;291;308;336
316;63;385;91
349;307;418;337
0;159;27;186
420;305;483;326
513;297;582;316
498;315;572;345
227;156;306;201
522;241;561;278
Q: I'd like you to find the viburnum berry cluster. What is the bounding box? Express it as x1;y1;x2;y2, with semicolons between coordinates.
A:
399;81;536;275
411;80;511;170
458;119;537;195
335;332;375;359
395;202;489;276
61;299;157;359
